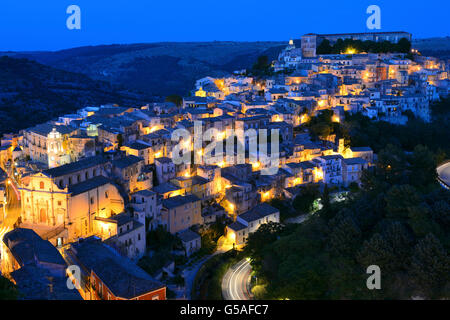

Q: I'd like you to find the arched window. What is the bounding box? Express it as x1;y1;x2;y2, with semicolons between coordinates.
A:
40;181;44;189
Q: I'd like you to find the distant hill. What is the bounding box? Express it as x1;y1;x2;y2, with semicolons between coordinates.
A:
0;56;151;135
3;42;286;97
413;37;450;60
1;37;447;135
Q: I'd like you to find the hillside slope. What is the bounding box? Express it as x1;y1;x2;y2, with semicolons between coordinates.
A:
0;56;150;135
4;42;286;96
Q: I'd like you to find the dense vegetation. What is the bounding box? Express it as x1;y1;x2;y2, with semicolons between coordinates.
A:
304;98;450;159
192;250;242;299
0;276;18;300
316;38;411;55
4;42;285;97
245;99;450;299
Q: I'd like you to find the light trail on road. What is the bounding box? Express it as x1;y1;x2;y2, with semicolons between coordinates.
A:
437;162;450;189
222;258;253;300
0;179;21;273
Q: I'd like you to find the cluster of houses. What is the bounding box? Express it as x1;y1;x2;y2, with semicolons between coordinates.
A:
0;31;448;300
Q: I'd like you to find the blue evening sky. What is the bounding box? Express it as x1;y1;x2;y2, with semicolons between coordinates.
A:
0;0;448;51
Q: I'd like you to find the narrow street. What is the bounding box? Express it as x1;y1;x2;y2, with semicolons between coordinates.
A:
0;179;21;269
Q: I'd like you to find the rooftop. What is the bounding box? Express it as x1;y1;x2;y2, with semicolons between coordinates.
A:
43;155;108;178
68;175;112;196
3;228;66;267
161;194;200;209
69;237;164;299
238;203;279;223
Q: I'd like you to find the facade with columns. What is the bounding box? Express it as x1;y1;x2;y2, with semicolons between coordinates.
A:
19;157;125;245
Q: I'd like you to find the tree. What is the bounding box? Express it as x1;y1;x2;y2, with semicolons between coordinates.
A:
117;133;124;148
385;184;421;220
245;222;285;265
251;55;272;76
409;144;436;188
397;38;412;53
328;215;362;257
165;94;182;107
317;39;332;54
0;276;18;300
292;184;320;213
409;234;450;298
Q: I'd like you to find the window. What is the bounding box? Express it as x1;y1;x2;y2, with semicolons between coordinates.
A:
58;201;62;206
138;233;141;241
90;197;94;204
105;191;109;199
40;181;44;189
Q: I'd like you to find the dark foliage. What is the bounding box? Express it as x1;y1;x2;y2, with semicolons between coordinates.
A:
317;38;411;55
246;99;450;299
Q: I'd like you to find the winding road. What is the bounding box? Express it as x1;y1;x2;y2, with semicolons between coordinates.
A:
222;258;253;300
0;179;21;271
437;162;450;189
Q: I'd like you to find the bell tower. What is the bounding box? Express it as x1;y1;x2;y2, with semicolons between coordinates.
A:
47;128;63;168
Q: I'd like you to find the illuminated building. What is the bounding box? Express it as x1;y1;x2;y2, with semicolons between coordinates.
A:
22;124;77;166
65;237;165;300
301;31;412;57
226;203;280;246
177;229;201;257
112;155;149;193
160;195;202;234
19;156;125;246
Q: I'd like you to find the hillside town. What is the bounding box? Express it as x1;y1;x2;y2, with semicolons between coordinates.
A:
0;31;449;300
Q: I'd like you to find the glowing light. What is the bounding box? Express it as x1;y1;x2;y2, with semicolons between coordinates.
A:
217;161;225;168
273;115;283;122
332;115;340;123
345;48;357;55
217;131;226;140
300;114;309;124
261;191;271;202
318;100;326;107
314;168;324;181
252;161;261;170
228;230;236;242
155;151;162;158
293;178;301;186
182;140;191;150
